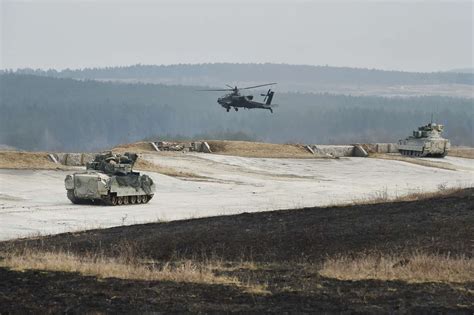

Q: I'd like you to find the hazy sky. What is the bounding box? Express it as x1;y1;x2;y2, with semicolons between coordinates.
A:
1;0;472;72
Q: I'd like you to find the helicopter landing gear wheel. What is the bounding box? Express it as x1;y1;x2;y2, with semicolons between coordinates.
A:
226;107;230;112
234;107;238;111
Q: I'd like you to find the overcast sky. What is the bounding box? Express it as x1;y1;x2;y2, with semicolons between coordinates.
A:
1;0;472;72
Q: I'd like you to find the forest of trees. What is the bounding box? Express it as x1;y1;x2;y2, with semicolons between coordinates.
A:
1;74;472;151
8;63;474;88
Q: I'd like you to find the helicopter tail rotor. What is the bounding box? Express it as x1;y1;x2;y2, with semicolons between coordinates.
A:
261;89;271;103
262;90;274;105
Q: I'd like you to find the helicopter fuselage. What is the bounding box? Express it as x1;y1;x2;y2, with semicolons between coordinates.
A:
217;92;275;113
199;82;276;113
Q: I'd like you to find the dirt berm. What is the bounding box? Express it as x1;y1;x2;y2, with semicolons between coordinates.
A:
0;151;64;169
113;140;316;158
1;189;473;313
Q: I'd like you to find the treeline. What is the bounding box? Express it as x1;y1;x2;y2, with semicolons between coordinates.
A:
0;74;472;152
7;63;474;86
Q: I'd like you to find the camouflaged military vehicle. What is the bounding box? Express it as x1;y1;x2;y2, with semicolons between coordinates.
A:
398;122;450;157
65;152;155;205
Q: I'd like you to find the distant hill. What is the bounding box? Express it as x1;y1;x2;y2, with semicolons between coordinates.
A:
447;68;474;74
7;63;474;97
1;74;472;151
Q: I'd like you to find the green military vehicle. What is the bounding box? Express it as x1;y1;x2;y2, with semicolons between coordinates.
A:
65;152;155;205
398;122;450;157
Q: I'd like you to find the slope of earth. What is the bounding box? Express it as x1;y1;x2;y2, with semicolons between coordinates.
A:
0;152;473;240
5;189;473;262
206;140;315;158
1;189;473;313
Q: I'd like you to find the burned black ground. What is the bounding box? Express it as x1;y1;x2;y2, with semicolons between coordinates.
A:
1;267;472;314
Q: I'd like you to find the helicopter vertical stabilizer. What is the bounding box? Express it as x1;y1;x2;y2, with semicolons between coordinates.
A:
265;91;274;105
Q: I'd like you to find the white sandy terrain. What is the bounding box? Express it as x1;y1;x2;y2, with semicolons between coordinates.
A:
0;153;472;241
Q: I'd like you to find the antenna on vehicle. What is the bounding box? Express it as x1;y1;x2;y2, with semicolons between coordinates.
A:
436;104;439;123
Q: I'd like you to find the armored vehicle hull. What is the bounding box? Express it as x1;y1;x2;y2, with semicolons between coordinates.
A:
65;152;155;206
398;122;450;158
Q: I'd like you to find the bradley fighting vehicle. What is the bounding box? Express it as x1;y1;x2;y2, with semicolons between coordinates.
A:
398;122;450;157
65;152;155;205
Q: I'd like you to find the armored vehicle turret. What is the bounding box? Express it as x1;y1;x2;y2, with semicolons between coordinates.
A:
65;152;155;205
398;122;450;157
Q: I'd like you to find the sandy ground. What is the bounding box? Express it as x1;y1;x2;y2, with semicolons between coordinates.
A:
0;153;472;240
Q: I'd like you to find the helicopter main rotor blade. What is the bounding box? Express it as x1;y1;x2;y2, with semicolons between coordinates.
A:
225;84;234;89
197;89;233;92
240;82;277;90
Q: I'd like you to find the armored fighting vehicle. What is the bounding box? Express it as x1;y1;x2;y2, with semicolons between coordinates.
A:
65;152;155;205
398;122;450;157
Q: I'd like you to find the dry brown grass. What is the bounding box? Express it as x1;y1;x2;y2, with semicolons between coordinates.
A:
0;250;230;284
345;185;466;206
0;249;268;294
320;252;473;283
0;151;66;170
390;186;467;202
206;140;317;158
0;250;233;284
134;158;203;179
370;153;457;171
449;146;474;159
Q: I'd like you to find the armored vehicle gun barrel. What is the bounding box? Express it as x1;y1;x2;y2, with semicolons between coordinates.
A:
65;152;155;205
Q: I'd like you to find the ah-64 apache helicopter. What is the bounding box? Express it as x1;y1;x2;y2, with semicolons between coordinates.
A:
200;83;277;113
